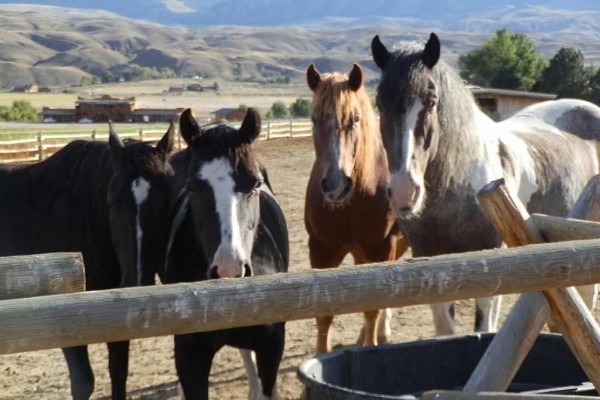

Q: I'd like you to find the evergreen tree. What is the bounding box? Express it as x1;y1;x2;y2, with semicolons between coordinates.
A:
459;29;546;91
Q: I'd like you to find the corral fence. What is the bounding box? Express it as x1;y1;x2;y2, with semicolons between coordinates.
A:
0;119;312;164
3;178;600;397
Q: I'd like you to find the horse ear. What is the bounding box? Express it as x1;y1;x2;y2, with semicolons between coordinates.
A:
156;119;175;158
371;35;390;69
108;120;124;167
179;108;201;145
422;32;441;69
348;63;363;92
239;108;261;144
307;64;321;91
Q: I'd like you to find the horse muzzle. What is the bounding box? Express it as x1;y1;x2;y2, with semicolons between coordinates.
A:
321;175;354;205
388;171;423;217
207;261;253;279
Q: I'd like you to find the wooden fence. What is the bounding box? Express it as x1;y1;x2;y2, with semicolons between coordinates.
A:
0;119;312;164
2;237;600;355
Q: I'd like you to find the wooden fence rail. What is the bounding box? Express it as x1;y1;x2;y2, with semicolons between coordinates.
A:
0;119;312;164
2;238;600;355
0;253;84;300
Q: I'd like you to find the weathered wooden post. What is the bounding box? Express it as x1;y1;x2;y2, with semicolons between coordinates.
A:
289;120;293;138
2;240;600;355
91;129;96;141
267;121;271;140
464;178;600;392
0;253;85;300
37;131;43;161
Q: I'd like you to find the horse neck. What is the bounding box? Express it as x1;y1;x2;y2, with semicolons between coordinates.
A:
427;101;499;196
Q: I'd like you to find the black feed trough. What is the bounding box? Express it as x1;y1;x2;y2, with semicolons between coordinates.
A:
298;333;598;400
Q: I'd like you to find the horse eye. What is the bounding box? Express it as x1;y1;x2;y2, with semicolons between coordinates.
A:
250;179;263;195
426;99;437;111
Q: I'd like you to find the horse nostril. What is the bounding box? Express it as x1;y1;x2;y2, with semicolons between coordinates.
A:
243;263;253;278
320;178;329;193
208;266;219;280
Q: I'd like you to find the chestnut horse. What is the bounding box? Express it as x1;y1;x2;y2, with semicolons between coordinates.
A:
305;63;407;354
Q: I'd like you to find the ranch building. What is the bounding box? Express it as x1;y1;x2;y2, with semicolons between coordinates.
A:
470;87;556;121
131;108;185;123
40;96;183;123
41;108;76;123
75;96;136;122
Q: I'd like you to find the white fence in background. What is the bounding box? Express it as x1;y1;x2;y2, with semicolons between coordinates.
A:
0;119;312;164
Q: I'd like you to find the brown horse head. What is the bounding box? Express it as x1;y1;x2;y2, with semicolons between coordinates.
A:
372;33;443;216
307;63;379;205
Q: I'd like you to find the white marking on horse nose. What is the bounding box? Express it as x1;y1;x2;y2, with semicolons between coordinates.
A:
401;101;423;171
131;177;150;286
198;158;248;275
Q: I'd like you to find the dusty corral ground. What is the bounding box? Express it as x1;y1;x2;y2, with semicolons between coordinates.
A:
0;137;597;399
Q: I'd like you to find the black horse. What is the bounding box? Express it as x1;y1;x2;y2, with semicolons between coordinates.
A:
0;124;175;399
164;108;289;400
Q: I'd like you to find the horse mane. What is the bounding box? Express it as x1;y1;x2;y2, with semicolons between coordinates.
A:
10;140;112;201
379;42;482;191
192;124;263;175
311;72;380;192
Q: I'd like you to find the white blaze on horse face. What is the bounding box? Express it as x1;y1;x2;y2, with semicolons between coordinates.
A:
388;101;425;213
198;157;248;278
131;177;150;286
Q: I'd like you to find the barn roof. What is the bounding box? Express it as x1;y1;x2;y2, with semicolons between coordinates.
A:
469;86;556;100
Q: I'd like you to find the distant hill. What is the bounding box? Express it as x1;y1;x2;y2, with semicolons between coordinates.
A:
1;4;600;87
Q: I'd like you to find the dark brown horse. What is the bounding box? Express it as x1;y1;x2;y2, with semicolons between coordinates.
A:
305;63;407;354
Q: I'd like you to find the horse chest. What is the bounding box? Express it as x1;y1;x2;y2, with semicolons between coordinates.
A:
399;191;500;256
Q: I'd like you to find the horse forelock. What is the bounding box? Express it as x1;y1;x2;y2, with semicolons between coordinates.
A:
123;141;172;177
378;42;483;193
311;72;380;192
191;126;262;178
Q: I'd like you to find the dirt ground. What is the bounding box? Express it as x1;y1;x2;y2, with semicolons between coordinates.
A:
0;137;598;399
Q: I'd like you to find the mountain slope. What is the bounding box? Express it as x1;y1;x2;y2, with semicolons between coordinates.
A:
1;5;600;87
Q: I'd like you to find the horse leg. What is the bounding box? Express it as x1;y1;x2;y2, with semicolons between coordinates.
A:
174;334;215;400
308;235;346;353
353;237;400;346
240;350;261;400
253;323;285;400
430;302;456;336
576;284;598;311
377;308;392;345
62;346;94;400
107;340;129;400
474;296;502;332
395;235;409;259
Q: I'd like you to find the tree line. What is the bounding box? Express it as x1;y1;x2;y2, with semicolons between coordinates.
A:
459;28;600;104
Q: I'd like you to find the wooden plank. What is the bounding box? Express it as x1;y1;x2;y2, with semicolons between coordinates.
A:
464;178;600;392
0;147;39;154
0;138;38;145
0;253;85;300
531;214;600;242
2;239;600;354
0;156;39;163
